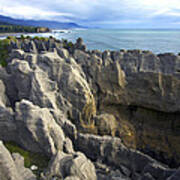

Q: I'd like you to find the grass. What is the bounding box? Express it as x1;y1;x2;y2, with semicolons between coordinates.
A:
4;141;50;178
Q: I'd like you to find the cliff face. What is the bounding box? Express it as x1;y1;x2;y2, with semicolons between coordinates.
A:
0;37;180;179
73;49;180;167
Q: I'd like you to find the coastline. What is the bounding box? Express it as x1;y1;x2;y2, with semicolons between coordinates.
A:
0;32;34;38
0;31;51;38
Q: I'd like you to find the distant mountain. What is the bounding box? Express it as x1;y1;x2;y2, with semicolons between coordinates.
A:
0;15;83;29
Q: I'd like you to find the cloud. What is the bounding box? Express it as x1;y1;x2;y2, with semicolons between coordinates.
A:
1;0;180;28
0;5;74;20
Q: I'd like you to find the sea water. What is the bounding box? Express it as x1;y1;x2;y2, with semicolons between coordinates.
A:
7;29;180;54
48;29;180;54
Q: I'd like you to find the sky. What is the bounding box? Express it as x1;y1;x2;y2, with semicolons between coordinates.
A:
1;0;180;28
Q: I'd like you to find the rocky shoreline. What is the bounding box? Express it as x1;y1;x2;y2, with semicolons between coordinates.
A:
0;32;43;38
0;36;180;180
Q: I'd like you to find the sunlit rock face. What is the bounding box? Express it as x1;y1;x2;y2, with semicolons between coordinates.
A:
1;37;180;179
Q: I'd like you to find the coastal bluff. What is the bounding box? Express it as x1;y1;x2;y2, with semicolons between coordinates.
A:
0;36;180;180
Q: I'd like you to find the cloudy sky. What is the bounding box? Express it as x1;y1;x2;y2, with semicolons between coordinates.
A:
1;0;180;28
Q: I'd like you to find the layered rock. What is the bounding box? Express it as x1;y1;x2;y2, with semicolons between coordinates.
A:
0;37;180;179
73;48;180;167
76;133;176;180
15;99;65;156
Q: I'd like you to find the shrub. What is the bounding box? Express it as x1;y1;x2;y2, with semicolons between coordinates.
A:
20;35;25;40
0;39;11;67
33;36;49;41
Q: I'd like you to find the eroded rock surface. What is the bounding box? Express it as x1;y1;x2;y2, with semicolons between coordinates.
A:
0;37;180;180
43;151;96;180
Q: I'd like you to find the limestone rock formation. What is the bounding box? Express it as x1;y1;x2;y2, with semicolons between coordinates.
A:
15;99;65;156
76;133;176;180
94;114;117;136
0;141;36;180
43;151;97;180
0;37;180;180
72;47;180;166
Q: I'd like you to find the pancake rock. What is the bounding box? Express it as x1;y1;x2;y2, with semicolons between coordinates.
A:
0;37;180;179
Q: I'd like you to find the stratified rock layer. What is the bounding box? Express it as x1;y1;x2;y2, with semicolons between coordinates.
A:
0;37;180;180
73;49;180;167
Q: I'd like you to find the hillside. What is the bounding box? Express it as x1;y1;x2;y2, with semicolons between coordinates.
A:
0;15;82;29
0;24;50;33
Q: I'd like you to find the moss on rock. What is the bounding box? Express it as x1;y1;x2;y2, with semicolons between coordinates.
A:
4;141;49;177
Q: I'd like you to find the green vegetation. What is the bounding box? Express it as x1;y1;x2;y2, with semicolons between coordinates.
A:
62;39;74;53
4;141;49;178
0;38;11;67
33;36;49;41
7;36;17;41
0;36;18;67
0;25;39;33
62;39;73;48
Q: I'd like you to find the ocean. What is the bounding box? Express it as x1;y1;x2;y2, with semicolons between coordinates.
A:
4;29;180;54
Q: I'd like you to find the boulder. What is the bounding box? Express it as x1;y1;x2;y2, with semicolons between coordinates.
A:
94;113;117;136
